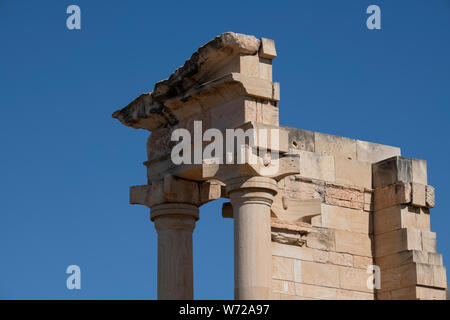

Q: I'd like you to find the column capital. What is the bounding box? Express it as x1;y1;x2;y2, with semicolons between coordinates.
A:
226;176;278;207
151;203;199;222
129;175;221;209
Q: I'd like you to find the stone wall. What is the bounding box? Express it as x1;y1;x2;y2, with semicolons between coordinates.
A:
270;129;447;300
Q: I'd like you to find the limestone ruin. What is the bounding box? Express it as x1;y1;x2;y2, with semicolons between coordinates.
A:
112;32;447;300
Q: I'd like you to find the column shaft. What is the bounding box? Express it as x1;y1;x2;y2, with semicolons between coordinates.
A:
227;177;277;300
152;203;199;300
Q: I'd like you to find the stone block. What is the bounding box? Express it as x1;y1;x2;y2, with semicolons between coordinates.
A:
411;183;426;207
281;126;315;153
328;252;354;267
272;256;294;281
272;279;295;295
294;260;340;288
416;286;447;300
321;204;370;234
379;263;417;292
334;157;372;188
428;252;443;265
337;289;374;300
363;191;372;211
415;208;431;231
295;283;338;300
373;157;428;188
305;228;336;251
374;228;422;257
356;140;401;163
314;132;357;160
272;242;314;261
339;266;374;293
259;38;277;59
311;249;329;263
372;156;412;188
422;231;437;252
373;182;411;211
411;159;427;185
298;150;335;182
324;184;365;210
416;263;447;288
432;265;447;288
238;54;261;78
353;256;373;269
373;205;430;235
389;286;417;300
334;230;372;256
243;99;279;126
425;185;435;208
258;58;273;81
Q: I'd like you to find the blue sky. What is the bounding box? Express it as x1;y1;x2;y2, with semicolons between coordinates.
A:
1;0;449;299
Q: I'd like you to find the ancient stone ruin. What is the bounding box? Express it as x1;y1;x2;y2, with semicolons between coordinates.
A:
112;32;447;300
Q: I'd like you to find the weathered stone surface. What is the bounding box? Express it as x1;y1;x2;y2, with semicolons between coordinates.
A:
411;159;427;185
374;228;422;258
416;286;447;300
272;256;294;281
353;255;373;269
324;183;365;210
272;242;314;261
271;227;307;247
298;150;335;182
271;196;321;223
356;140;401;163
426;185;435;208
372;156;428;189
335;157;372;189
328;252;354;267
376;250;443;270
305;228;336;251
294;260;340;288
112;32;268;130
334;230;372;256
272;279;295;295
373;182;411;211
374;205;431;235
259;38;277;59
411;183;426;207
130;176;221;208
422;230;437;252
295;283;338;300
315;132;357;160
379;263;447;292
281;126;315;153
337;289;374;300
321;204;370;234
339;266;373;293
372;156;412;188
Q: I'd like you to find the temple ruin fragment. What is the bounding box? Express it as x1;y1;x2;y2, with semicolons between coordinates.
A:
112;32;447;300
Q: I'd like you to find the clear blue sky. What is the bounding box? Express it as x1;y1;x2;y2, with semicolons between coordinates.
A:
1;0;449;299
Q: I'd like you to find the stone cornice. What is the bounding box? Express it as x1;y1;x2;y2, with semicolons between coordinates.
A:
112;32;280;131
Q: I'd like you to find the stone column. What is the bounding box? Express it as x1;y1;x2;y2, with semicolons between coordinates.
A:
151;203;199;300
226;176;278;300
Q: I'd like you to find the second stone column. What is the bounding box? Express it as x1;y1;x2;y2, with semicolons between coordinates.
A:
226;176;278;300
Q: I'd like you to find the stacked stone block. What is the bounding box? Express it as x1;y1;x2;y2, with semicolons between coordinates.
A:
270;130;447;300
372;156;447;299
